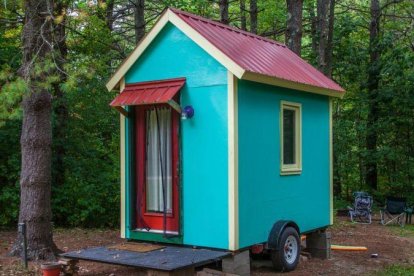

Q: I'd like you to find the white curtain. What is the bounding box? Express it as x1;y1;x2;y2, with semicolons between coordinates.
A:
145;107;172;213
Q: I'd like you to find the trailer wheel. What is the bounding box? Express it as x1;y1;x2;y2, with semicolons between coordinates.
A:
271;226;300;272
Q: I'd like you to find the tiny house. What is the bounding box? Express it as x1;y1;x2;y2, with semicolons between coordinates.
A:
107;8;344;271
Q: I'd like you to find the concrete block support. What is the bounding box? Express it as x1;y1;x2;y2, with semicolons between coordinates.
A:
306;230;331;259
222;250;250;276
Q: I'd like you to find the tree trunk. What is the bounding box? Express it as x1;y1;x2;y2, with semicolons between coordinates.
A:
365;0;381;191
317;0;335;77
333;102;342;197
309;2;318;59
240;0;247;30
285;0;303;56
134;0;145;43
52;0;68;188
97;0;114;31
219;0;229;24
317;0;330;72
249;0;258;34
106;0;114;31
324;0;335;77
10;0;59;260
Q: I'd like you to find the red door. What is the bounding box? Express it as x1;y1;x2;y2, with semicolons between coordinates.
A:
135;105;180;233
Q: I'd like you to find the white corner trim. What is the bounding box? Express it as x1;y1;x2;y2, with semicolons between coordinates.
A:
120;114;126;238
329;98;333;225
228;71;239;251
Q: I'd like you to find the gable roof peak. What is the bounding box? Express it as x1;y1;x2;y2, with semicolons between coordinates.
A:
106;7;345;97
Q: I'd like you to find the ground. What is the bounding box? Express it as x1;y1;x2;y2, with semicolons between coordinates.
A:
1;215;413;276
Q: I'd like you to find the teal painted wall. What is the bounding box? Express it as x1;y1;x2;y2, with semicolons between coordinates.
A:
237;80;330;248
124;23;229;249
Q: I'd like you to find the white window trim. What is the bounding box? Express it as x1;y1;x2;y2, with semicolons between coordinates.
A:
280;101;302;175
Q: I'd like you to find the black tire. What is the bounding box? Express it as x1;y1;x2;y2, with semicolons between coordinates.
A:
271;226;300;272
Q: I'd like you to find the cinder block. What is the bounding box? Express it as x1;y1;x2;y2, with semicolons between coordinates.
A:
306;230;331;259
222;250;250;276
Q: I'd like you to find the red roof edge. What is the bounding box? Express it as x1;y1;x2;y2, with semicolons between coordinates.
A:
124;77;186;89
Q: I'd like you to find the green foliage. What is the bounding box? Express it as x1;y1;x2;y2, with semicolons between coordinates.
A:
0;119;21;226
0;0;121;228
375;265;414;276
0;0;413;228
329;0;414;203
48;2;121;227
388;224;414;238
333;198;350;210
51;66;120;227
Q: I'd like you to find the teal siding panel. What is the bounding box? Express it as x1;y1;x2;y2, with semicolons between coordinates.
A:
124;23;229;249
125;23;227;87
237;80;330;248
181;85;228;249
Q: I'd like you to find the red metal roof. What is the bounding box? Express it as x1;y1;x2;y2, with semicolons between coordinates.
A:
170;8;344;94
110;78;185;106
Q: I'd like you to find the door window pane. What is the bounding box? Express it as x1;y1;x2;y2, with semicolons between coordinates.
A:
145;107;172;213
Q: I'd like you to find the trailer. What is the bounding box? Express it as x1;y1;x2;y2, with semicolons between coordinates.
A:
106;8;345;273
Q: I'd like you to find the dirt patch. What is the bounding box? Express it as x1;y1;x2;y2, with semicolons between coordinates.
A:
1;215;413;275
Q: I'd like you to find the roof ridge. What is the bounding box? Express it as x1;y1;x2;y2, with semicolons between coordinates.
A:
169;7;286;48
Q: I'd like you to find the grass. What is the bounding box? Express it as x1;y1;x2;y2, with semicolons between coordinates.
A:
388;224;414;238
374;265;414;276
330;216;357;230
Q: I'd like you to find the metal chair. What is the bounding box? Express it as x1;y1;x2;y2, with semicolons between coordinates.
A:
348;192;373;224
380;197;407;226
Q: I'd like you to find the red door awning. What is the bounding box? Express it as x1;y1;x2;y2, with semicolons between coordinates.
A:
110;78;186;115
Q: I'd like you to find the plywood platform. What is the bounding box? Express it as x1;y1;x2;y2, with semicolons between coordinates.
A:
60;245;230;272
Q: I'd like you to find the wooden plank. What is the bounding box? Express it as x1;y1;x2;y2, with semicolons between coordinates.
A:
197;268;238;276
147;267;194;276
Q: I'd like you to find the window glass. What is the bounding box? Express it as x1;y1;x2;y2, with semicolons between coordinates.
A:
281;101;302;174
283;109;295;165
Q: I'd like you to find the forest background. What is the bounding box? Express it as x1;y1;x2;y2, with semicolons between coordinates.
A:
0;0;413;228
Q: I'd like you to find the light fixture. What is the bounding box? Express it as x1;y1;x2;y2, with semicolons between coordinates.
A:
181;105;194;120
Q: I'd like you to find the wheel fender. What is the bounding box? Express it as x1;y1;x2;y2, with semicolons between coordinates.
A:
267;220;300;250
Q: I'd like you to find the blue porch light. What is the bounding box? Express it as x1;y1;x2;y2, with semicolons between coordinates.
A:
181;105;194;120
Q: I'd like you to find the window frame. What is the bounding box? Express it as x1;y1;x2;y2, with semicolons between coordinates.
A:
280;101;302;175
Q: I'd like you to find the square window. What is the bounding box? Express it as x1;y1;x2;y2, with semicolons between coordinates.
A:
280;101;302;175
